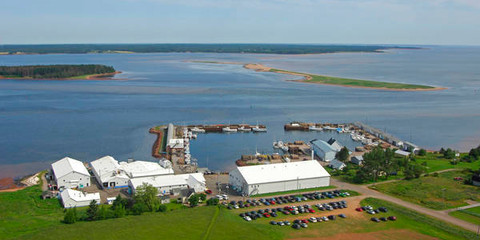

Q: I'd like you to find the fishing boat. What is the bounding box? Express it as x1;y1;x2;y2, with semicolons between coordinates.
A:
252;125;267;132
222;126;238;133
323;126;336;130
238;126;252;132
281;145;289;152
309;125;323;131
190;127;206;133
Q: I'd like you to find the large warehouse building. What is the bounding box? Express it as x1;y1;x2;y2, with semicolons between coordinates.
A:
51;157;91;190
229;160;330;196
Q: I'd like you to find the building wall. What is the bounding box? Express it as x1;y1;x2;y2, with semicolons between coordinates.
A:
56;172;90;189
63;198;100;208
245;176;330;196
312;146;336;162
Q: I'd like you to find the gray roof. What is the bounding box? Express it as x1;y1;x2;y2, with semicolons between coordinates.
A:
311;139;337;152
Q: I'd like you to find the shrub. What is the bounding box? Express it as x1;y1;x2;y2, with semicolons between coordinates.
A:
131;203;148;215
433;172;439;177
86;200;99;221
63;208;77;224
114;205;126;218
157;204;167;212
206;198;219;206
418;149;427;156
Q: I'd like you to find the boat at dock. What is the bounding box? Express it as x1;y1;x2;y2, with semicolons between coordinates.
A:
190;127;206;133
238;126;252;132
323;126;336;130
252;125;267;132
222;126;238;133
309;126;323;131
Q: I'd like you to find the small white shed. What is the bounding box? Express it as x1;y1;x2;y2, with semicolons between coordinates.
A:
60;189;100;208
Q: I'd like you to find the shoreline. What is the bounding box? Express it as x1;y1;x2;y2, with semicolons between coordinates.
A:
0;71;122;81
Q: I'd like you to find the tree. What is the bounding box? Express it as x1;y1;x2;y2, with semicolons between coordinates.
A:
112;194;127;210
206;198;219;206
134;183;160;212
86;200;99;221
188;194;199;207
336;147;350;162
444;148;456;159
63;208;77;224
468;146;480;160
418;149;427;156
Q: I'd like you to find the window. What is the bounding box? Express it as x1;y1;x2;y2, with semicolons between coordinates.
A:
103;182;108;188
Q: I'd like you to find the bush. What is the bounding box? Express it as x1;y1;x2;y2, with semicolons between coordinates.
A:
63;208;77;224
157;204;167;212
114;205;126;218
131;203;148;215
98;205;108;220
188;194;199;207
418;149;427;156
206;198;219;206
433;172;439;177
198;193;207;202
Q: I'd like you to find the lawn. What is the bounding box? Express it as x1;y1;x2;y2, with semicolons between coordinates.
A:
449;206;480;225
0;179;64;239
371;170;480;210
415;153;480;173
2;181;476;240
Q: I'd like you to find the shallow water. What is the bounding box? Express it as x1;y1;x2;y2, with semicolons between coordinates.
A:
1;47;479;177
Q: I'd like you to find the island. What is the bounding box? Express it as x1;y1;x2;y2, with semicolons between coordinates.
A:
192;61;444;91
0;64;120;80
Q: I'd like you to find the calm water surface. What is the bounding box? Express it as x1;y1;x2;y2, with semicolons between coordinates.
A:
1;47;479;178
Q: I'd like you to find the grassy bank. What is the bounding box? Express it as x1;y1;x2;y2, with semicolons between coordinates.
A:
449;206;480;225
371;170;480;210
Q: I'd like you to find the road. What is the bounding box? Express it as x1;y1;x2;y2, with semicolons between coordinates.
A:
331;178;480;233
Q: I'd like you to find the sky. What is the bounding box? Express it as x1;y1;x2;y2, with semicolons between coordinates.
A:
1;0;479;45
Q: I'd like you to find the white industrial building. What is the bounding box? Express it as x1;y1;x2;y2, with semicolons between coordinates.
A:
311;139;339;162
61;188;100;208
128;173;206;195
229;160;330;196
90;156;174;189
51;157;91;189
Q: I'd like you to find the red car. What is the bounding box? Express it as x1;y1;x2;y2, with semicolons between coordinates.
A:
301;219;308;223
269;201;276;205
263;213;271;218
205;189;212;194
308;209;315;213
387;216;397;221
355;207;363;212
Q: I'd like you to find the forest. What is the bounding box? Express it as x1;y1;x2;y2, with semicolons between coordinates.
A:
0;44;420;55
0;64;116;79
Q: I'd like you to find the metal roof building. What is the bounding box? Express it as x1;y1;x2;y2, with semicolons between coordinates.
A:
61;189;100;208
90;156;174;189
229;160;330;196
311;139;338;162
128;173;206;195
51;157;91;189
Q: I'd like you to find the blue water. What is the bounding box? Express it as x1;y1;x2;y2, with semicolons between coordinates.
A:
1;47;480;178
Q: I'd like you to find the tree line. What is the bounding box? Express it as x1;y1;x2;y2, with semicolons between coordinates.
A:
0;44;420;55
0;64;115;79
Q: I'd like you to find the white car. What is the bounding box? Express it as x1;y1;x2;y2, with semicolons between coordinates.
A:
222;194;229;200
215;195;223;200
244;216;252;221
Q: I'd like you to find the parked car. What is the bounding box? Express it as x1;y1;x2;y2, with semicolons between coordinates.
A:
300;223;308;228
308;217;317;223
387;216;397;221
328;215;336;220
292;224;301;229
270;221;277;225
380;217;387;222
277;221;285;226
244;216;251;221
205;189;212;194
378;207;388;213
284;221;291;226
338;214;346;218
371;217;380;222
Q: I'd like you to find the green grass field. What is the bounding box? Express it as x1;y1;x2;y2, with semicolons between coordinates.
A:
372;170;480;210
415;153;480;173
269;68;435;90
1;180;477;240
449;206;480;225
